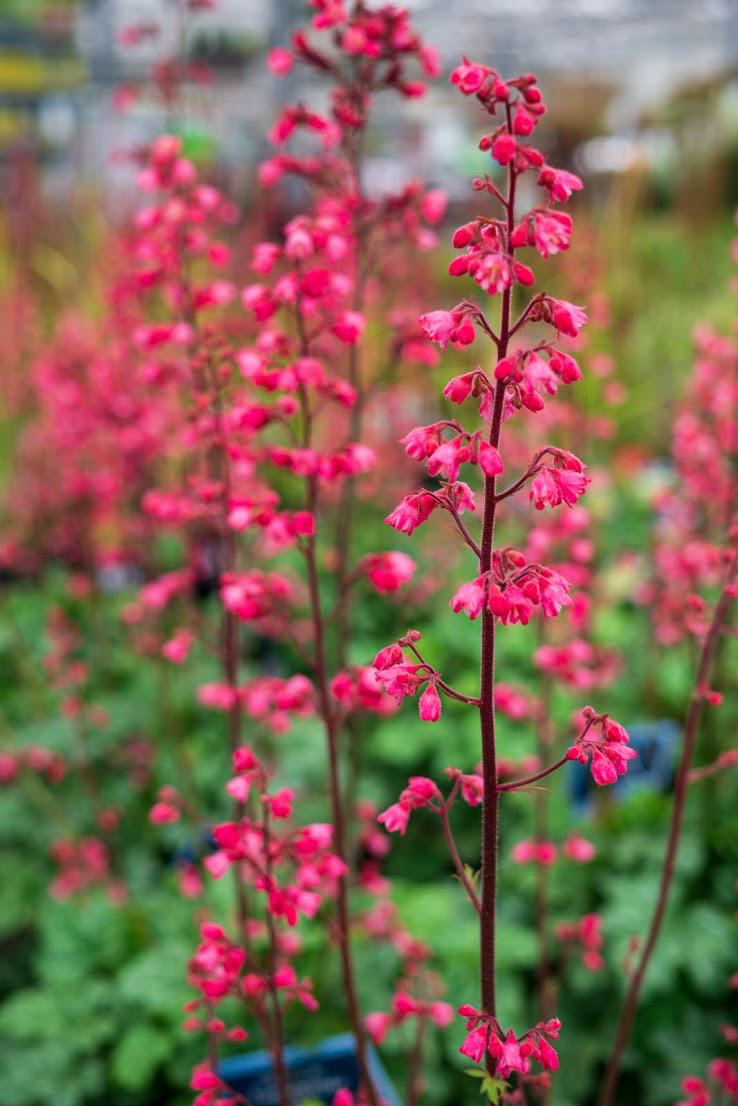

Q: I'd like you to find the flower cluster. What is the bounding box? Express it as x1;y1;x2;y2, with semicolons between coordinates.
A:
365;988;453;1046
449;549;573;624
566;707;637;787
555;912;605;972
458;1005;562;1078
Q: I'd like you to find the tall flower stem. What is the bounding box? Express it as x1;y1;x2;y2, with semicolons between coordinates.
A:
534;671;555;1025
302;501;379;1106
297;353;379;1104
479;138;517;1019
261;805;293;1106
333;149;368;671
206;355;253;938
597;556;736;1106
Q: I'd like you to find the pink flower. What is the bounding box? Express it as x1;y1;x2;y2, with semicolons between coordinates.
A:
538;165;583;203
385;492;438;535
198;683;238;711
511;209;573;258
421;189;447;224
566;708;637;786
457;1007;561;1078
267;788;293;819
267;47;294;76
149;801;179;824
365;1011;393;1044
162;628;194;663
562;834;596;863
419;44;442;77
443;371;479;404
450;60;490;95
362;551;416;593
225;776;250;803
492;134;516;165
373;642;404;670
460;773;484;806
449;577;486;619
556;914;604;972
548;297;588;338
460;1026;488;1063
377;802;410;835
497;1029;530;1077
251;241;281;273
418;682;441;722
420;309;475;350
530;461;589;510
426;435;472;481
513;104;536;136
430;1001;454;1027
377;775;440;835
332;311;365;344
478;440;504;477
511;840;557;866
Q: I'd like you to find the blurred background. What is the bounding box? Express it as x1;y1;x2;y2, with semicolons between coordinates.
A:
2;0;738;206
2;0;738;437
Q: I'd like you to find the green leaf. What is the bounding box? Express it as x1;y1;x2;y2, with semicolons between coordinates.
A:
111;1024;170;1090
0;989;63;1039
479;1075;508;1103
463;864;480;888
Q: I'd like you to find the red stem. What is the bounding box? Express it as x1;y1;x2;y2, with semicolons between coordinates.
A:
438;799;482;914
497;755;569;793
597;560;736;1106
261;805;293;1106
533;669;556;1036
293;297;379;1104
478;115;517;1019
302;501;380;1106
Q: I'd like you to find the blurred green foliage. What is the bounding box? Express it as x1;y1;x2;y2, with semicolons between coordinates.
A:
0;513;737;1106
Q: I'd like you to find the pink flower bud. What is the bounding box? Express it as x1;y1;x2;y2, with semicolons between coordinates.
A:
492;134;517;165
267;47;294;75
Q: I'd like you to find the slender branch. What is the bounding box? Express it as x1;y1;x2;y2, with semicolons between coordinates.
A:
498;755;568;793
404;642;480;706
495;463;543;504
508;292;544;339
438;801;482;915
476;311;500;348
325;568;362;627
687;750;738;784
447;505;483;559
597;558;736;1106
437;678;481;707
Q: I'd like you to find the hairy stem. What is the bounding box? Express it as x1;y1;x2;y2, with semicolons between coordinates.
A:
478;136;517;1019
